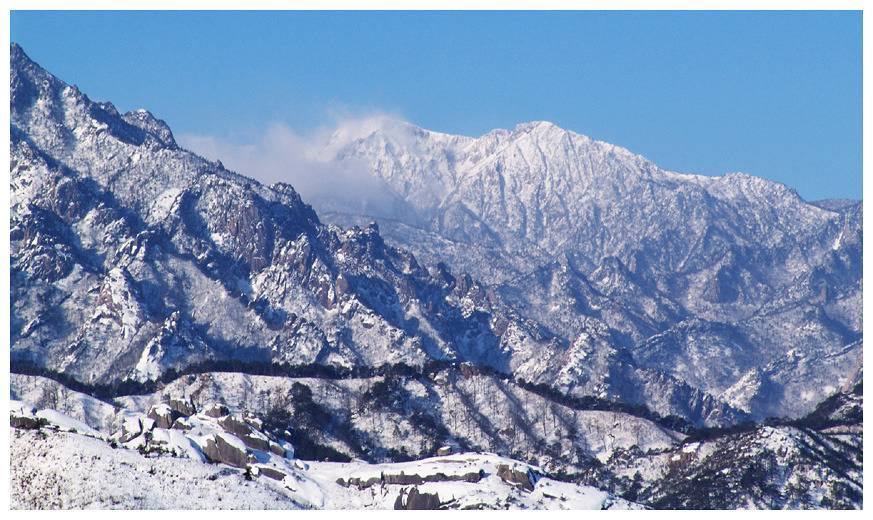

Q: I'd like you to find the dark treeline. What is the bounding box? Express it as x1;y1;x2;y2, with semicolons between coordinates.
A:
11;357;696;432
11;358;855;438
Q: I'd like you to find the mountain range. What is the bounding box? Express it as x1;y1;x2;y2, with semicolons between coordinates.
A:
8;43;863;509
315;105;863;422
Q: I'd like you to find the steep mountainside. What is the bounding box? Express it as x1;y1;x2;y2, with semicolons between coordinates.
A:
319;115;862;421
10;44;745;426
10;43;537;380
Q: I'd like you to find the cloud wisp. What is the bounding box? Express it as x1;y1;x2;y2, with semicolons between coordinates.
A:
178;114;411;219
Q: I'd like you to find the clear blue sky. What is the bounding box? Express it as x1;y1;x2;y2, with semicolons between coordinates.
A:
11;10;862;200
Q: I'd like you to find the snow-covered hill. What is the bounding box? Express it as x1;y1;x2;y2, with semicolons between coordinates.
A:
318;111;862;421
10;396;640;509
9;376;862;509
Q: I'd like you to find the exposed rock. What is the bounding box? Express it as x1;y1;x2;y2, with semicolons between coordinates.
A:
202;403;230;418
335;274;350;296
256;466;288;481
119;415;155;442
496;464;537;491
217;415;252;438
202;434;249;468
338;476;381;489
218;415;271;452
167;397;197;417
170;417;192;431
339;470;484;489
10;414;45;430
147;404;179;429
394;487;441;510
268;441;287;457
383;471;424;486
437;446;453;456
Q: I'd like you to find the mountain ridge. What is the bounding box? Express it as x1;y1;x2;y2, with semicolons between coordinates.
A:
14;35;854;422
7;41;863;510
318;87;862;422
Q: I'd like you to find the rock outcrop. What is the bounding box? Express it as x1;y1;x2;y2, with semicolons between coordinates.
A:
394;487;442;510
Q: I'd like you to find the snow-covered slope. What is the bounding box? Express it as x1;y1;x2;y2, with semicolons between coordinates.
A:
10;399;639;510
608;382;863;509
10;43;748;426
10;378;861;509
319;112;862;421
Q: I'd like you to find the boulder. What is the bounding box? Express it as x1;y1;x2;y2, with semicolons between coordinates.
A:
147;404;179;429
394;487;441;510
119;415;155;442
256;466;288;481
202;434;249;468
436;446;453;456
10;414;45;430
242;413;264;430
383;471;424;486
171;417;191;430
218;415;271;452
496;464;537;491
217;415;251;438
339;476;382;489
339;469;484;490
268;441;287;457
167;397;196;417
202;403;230;418
430;471;484;483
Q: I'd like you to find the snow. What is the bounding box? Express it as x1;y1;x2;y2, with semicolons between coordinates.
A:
150;428;207;462
10;429;306;509
10;423;638;510
34;409;104;438
7;42;863;510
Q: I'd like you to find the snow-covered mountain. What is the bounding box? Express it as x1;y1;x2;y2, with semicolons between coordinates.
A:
10;43;536;381
10;43;750;426
317;112;862;421
8;42;862;509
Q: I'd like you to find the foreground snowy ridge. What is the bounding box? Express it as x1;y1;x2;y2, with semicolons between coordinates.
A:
10;397;639;510
9;373;862;509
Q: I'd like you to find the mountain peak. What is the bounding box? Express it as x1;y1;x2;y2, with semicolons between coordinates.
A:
10;42;29;64
11;42;48;85
514;120;560;132
122;108;177;148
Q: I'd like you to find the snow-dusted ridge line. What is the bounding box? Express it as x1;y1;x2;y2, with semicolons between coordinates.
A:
9;375;862;509
320;73;861;423
8;40;862;509
10;397;641;509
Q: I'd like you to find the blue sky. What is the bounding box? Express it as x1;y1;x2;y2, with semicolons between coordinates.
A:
10;10;862;200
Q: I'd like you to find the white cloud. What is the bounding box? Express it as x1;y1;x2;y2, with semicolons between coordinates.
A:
178;114;414;220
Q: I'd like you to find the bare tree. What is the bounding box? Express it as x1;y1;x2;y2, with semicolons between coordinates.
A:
36;385;60;410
